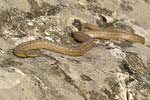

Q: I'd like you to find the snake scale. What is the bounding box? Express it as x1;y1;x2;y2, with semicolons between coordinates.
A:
14;23;145;57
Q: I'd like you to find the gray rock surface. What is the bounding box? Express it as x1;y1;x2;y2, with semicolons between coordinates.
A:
0;0;150;100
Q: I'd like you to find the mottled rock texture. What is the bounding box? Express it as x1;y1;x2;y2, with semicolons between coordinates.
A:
0;0;150;100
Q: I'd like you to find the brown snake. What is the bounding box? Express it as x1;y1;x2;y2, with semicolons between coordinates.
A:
14;23;145;57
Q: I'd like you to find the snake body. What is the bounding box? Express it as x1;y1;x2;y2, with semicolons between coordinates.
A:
14;23;145;57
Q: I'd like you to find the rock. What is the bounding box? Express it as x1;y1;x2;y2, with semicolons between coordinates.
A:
0;0;150;100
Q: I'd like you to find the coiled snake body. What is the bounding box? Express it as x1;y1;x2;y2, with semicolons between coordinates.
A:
14;23;145;57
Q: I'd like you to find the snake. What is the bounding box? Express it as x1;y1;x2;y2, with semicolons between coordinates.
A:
13;23;145;57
